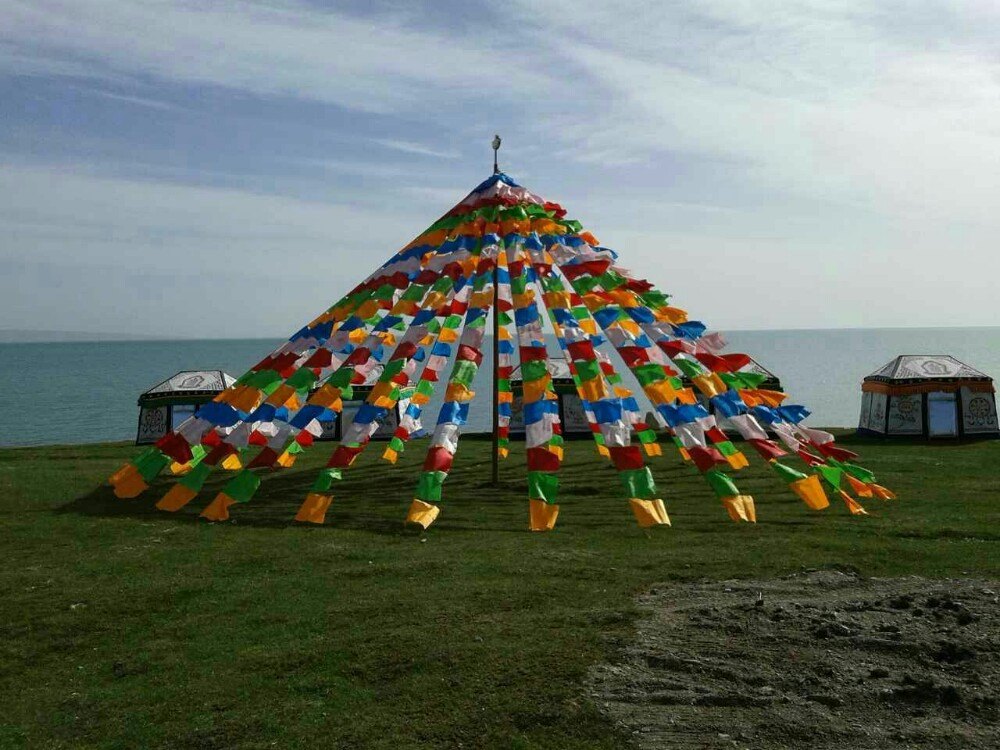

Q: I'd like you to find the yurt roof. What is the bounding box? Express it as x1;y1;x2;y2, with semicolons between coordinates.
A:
865;355;992;383
142;370;237;398
679;355;780;385
736;356;779;382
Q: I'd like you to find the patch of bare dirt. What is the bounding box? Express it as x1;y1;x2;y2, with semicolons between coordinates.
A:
589;570;999;749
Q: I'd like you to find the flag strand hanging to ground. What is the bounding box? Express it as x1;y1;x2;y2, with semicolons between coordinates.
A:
108;172;896;530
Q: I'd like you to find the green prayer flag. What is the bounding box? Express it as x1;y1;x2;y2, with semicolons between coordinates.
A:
540;274;564;292
224;470;261;504
374;284;395;301
243;369;283;391
598;270;626;290
633;363;667;387
311;468;342;493
716;441;738;457
521;360;549;381
432;276;454;293
619;467;657;499
639;290;670;308
673;358;704;378
180;461;213;491
842;462;877;484
738;372;768;389
817;465;844;489
285;368;318;390
771;461;807;483
381;359;405;378
528;471;559;504
416;470;447;502
135;449;171;482
705;469;739;498
327;368;353;388
402;284;428;301
574;359;601;382
451;360;478;387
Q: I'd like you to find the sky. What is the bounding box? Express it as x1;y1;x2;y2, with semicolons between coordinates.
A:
2;0;999;338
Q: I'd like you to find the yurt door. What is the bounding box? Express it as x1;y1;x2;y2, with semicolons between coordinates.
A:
927;392;958;437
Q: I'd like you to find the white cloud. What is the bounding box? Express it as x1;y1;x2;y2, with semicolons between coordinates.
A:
82;87;180;111
372;139;460;159
508;1;1000;222
0;163;433;335
3;0;1000;333
0;0;553;113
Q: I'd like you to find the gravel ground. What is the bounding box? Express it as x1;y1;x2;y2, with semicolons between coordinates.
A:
589;570;999;749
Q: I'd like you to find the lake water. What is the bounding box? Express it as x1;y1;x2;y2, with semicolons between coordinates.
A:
1;328;998;447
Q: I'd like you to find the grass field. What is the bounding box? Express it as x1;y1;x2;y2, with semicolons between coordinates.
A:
1;434;998;749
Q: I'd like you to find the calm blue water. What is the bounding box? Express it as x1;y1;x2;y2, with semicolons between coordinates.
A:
1;328;998;447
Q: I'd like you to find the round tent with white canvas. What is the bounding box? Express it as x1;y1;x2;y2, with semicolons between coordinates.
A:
859;355;998;439
137;370;237;444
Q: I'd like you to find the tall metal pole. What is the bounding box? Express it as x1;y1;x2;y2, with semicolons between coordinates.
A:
491;259;500;485
490;135;502;486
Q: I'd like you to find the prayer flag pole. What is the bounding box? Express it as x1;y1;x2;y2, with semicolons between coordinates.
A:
491;135;502;486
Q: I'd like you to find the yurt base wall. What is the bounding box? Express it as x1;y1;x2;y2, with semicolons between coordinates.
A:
961;388;1000;436
508;390;591;436
136;405;171;445
326;400;406;442
857;389;999;440
886;394;925;436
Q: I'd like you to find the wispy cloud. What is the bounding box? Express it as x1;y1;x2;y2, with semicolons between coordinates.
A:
0;162;432;334
519;1;1000;222
0;0;553;113
82;87;179;111
2;0;1000;333
372;138;460;159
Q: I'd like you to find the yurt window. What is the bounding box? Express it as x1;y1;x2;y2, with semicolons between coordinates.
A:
561;393;589;432
171;404;195;430
927;391;958;437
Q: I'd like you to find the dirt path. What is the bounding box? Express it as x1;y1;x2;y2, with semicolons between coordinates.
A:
589;570;999;749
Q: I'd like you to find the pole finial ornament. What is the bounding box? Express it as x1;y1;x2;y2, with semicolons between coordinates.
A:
492;134;501;174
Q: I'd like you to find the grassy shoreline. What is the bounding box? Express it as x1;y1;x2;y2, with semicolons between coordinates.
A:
2;436;998;748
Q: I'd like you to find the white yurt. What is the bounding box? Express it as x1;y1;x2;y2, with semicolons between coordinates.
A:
137;370;236;444
859;355;998;438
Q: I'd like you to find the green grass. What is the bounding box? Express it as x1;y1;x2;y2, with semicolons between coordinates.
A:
1;434;998;749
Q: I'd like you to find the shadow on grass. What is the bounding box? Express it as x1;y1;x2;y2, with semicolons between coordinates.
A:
55;466;418;535
55;460;637;535
58;432;926;536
